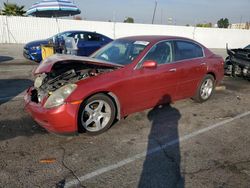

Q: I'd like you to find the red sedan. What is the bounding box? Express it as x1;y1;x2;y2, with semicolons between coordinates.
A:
24;36;224;135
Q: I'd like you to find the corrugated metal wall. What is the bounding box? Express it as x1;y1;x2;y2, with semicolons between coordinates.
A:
1;15;250;48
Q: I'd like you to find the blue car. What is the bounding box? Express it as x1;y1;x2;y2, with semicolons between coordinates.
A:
23;31;113;62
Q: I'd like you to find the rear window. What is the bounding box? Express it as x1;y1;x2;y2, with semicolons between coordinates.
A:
175;41;203;61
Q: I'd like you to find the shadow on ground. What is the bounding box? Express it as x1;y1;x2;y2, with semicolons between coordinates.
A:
0;116;46;141
223;76;250;91
0;79;45;140
0;56;14;63
0;79;33;105
139;95;184;188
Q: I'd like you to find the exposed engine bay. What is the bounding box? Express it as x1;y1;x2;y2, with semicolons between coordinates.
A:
31;60;116;103
225;47;250;80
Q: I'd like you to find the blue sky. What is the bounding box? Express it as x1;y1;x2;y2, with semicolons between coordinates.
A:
0;0;249;25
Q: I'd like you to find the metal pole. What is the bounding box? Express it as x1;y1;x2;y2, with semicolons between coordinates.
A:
239;16;243;29
113;11;116;39
5;16;10;43
152;0;157;24
160;8;163;24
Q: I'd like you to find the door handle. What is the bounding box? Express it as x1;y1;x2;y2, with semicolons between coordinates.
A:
200;62;206;66
169;68;177;72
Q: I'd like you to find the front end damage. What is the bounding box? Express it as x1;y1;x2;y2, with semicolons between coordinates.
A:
31;62;115;104
225;47;250;80
24;55;121;133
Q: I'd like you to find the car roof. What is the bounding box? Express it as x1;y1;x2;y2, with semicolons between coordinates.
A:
61;30;103;35
118;35;194;43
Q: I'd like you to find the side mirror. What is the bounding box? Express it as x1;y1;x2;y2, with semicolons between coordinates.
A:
142;60;157;69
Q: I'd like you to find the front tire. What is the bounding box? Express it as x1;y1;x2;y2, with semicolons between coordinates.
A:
193;74;215;103
78;94;116;135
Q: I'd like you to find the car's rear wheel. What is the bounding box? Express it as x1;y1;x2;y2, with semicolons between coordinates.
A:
78;94;116;135
193;74;215;103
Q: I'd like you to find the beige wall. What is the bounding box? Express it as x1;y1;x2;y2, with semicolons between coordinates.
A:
1;16;250;48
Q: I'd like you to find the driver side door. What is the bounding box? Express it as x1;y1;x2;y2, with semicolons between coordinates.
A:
123;41;181;114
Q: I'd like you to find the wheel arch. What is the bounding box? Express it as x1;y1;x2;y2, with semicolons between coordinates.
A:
206;71;216;80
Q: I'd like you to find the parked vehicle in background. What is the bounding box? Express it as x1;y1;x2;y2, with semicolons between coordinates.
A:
244;45;250;50
24;36;224;135
23;30;113;62
225;45;250;80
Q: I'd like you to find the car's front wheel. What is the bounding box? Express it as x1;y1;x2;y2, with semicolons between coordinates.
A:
193;74;215;103
78;94;116;135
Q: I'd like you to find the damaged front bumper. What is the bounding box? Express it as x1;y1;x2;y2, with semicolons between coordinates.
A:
23;48;42;62
225;57;250;78
24;87;80;134
225;48;250;79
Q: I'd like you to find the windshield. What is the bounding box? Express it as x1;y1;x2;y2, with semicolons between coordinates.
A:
91;40;150;65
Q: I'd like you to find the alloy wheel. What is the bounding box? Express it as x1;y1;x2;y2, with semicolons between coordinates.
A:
81;100;112;132
200;78;214;100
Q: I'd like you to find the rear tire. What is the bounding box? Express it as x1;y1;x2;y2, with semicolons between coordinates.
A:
78;94;116;135
193;74;215;103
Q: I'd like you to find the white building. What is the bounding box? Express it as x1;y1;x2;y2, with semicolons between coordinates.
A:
229;23;250;29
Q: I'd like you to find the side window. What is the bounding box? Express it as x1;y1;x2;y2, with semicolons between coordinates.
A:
175;41;203;61
86;33;101;42
64;32;82;42
142;41;173;65
100;35;107;42
72;33;81;40
77;33;86;40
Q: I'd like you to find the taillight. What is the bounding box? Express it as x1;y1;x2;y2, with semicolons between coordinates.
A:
221;59;224;65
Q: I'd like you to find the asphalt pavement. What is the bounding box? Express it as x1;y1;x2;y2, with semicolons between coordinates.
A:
0;45;249;188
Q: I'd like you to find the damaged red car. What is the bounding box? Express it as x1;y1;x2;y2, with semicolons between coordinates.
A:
24;36;224;135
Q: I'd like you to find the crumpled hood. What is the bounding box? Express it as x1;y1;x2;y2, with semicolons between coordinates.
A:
34;54;124;75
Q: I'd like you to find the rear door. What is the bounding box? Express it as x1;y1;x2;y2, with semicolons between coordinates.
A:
173;40;207;99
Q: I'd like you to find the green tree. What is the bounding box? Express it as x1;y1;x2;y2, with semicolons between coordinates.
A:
196;23;212;28
196;23;203;27
207;22;212;28
1;3;26;16
217;18;229;28
124;17;134;23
